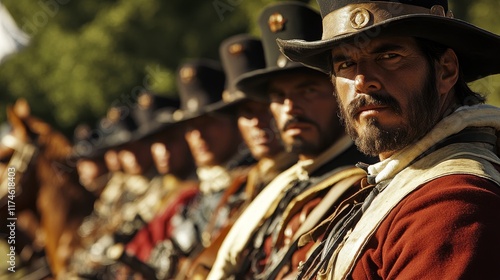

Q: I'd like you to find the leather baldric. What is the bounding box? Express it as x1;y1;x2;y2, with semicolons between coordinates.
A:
296;127;500;280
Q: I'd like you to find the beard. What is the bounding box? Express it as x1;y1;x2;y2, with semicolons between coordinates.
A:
337;72;441;157
282;115;337;157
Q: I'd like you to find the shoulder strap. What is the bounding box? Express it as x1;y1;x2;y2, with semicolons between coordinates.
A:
333;146;500;279
263;171;365;280
201;173;248;247
292;172;365;242
275;167;365;246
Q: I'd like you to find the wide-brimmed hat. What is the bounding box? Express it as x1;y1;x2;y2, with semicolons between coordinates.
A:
71;106;138;160
235;1;324;96
130;91;181;141
172;59;227;122
71;124;106;159
277;0;500;82
72;93;181;159
215;34;268;113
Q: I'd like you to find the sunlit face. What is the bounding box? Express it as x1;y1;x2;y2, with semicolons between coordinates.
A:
76;158;107;191
237;100;283;160
332;36;444;159
104;149;121;172
117;140;154;175
150;124;194;177
185;114;242;167
268;70;343;159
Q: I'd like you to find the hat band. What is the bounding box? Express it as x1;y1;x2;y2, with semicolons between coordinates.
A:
322;2;453;40
222;89;246;103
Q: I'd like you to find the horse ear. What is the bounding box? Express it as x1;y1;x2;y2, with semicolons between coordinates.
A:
13;98;31;119
6;103;29;141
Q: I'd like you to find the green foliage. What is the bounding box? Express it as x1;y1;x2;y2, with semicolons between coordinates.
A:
0;0;250;136
0;0;499;137
466;0;500;106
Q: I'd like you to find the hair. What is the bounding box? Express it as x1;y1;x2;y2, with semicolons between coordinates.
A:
414;38;486;106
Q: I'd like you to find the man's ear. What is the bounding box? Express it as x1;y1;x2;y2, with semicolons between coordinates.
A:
436;48;459;96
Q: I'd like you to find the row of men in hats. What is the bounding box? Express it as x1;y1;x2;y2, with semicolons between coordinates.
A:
65;1;375;278
69;0;500;279
66;4;299;276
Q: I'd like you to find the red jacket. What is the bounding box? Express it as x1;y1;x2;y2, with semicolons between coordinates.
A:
125;186;199;261
351;172;500;279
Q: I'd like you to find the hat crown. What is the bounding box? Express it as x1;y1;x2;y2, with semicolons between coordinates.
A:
176;59;226;115
220;34;265;97
131;91;180;128
100;106;137;147
258;2;322;69
72;123;101;158
317;0;448;18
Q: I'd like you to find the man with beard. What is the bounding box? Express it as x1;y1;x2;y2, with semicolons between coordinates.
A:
207;3;376;280
278;0;500;279
117;59;257;280
178;34;298;280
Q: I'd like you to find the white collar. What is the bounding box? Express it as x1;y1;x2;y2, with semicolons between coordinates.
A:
368;104;500;183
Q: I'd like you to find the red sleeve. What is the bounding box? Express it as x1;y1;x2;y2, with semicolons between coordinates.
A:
125;186;199;261
352;173;500;280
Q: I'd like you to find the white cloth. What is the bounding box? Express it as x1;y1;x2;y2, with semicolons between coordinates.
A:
207;135;353;279
197;165;232;194
368;104;500;184
330;104;500;279
0;3;29;63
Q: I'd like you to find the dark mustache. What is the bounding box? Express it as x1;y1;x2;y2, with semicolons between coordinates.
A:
283;115;317;131
347;93;401;117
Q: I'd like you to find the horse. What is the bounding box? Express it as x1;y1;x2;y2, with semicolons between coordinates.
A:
0;99;97;278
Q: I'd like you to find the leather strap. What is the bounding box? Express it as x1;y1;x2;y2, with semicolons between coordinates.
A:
201;173;248;247
322;3;452;40
292;172;365;242
264;171;365;280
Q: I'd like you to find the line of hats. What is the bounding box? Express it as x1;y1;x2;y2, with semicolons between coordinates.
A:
74;0;500;160
72;1;324;160
277;0;500;82
72;91;181;159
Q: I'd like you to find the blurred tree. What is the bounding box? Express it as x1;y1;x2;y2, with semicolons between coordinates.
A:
465;0;500;106
0;0;498;137
0;0;249;136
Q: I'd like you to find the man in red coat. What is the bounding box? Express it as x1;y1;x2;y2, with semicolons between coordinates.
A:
278;0;500;279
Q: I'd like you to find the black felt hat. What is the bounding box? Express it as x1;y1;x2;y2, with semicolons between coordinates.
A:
235;1;324;96
215;34;268;113
97;106;138;149
70;109;136;160
74;93;180;158
277;0;500;82
71;123;106;159
130;91;181;141
172;59;227;122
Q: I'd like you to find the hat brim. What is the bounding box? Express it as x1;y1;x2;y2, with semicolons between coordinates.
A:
235;63;324;97
278;15;500;82
212;97;249;115
70;145;106;160
172;99;238;123
214;93;276;115
130;121;175;143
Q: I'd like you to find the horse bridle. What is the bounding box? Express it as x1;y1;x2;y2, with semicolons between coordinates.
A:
0;132;39;208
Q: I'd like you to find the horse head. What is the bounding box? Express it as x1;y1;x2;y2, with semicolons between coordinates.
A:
1;98;96;277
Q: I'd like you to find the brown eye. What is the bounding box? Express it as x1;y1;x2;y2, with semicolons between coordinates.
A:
337;61;355;72
380;53;399;60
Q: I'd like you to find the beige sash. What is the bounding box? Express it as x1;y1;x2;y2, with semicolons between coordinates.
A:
330;143;500;279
